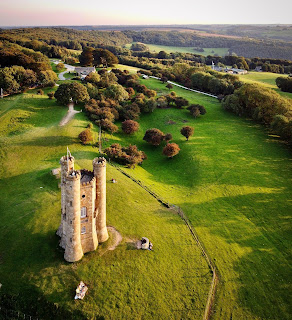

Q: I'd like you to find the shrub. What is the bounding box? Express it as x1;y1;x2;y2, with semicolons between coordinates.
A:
98;119;118;133
122;120;140;134
180;126;194;141
143;128;165;146
47;92;54;99
164;133;173;142
162;143;180;158
37;89;44;95
104;143;147;168
78;128;93;144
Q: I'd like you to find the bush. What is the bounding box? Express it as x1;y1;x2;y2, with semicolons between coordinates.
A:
47;92;54;99
180;126;194;140
164;133;173;142
98;119;118;133
122;120;140;134
162;143;180;158
143;128;165;146
78;128;93;144
104;143;147;168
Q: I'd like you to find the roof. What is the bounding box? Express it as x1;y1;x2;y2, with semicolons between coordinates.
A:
74;67;96;75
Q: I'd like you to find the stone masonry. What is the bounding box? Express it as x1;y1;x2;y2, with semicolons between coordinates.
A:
57;155;109;262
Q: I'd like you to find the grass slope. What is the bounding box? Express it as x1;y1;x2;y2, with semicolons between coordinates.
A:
102;77;292;320
0;89;211;319
125;43;229;57
238;71;292;99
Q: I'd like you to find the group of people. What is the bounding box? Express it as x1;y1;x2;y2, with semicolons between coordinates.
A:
74;281;88;300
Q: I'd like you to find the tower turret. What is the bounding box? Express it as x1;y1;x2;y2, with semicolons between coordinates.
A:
57;155;75;245
93;157;109;243
64;170;84;262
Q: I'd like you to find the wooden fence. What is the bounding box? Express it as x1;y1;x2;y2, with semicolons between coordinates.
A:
109;162;219;320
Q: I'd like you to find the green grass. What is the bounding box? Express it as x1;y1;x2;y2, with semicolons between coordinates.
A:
114;64;144;74
0;89;211;319
100;77;292;320
125;43;229;57
1;74;291;319
238;71;292;99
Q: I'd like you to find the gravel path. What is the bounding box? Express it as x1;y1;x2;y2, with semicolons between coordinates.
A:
59;102;81;126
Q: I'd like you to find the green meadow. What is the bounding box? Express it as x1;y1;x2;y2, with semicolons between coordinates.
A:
238;71;292;99
0;88;210;319
102;77;292;320
125;43;229;57
0;72;291;319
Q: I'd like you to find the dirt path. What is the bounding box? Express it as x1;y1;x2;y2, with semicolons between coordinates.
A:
107;226;123;251
59;102;81;126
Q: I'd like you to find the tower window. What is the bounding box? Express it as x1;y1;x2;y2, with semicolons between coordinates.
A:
81;226;86;234
63;213;66;220
82;195;85;198
81;207;87;218
70;201;72;206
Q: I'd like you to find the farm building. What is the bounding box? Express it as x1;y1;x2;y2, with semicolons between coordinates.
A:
74;67;96;79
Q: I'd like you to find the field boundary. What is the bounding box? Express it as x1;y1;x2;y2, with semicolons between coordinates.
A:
147;75;218;99
109;161;219;320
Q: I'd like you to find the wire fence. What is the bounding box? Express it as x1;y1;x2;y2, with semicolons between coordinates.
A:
109;162;219;320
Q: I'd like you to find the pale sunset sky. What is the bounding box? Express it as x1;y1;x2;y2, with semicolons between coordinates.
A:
1;0;291;26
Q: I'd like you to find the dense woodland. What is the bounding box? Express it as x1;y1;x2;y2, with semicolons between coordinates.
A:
1;27;292;60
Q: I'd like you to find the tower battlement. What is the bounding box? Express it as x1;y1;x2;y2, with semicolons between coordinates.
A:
57;153;108;262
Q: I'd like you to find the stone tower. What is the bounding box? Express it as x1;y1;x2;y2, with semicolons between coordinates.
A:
57;154;108;262
93;157;109;243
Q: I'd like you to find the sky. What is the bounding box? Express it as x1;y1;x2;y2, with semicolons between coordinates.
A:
1;0;292;26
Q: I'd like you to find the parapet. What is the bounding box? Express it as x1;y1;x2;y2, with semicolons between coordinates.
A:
80;169;96;187
60;155;74;165
66;170;81;181
93;157;106;168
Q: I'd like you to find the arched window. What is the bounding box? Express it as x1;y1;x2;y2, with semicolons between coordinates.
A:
81;226;86;234
81;207;87;218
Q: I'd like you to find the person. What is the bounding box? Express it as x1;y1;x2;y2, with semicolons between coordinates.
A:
149;242;153;250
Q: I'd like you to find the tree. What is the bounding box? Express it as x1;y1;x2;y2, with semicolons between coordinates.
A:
56;62;65;71
47;92;54;99
166;83;173;90
122;120;140;134
93;49;118;67
164;133;173;142
79;47;94;66
104;143;147;168
104;84;129;102
174;97;189;109
98;119;118;133
141;98;157;113
85;72;100;85
162;143;180;158
181;126;194;140
55;82;89;105
126;87;135;97
187;104;206;118
131;43;148;51
143;128;165;146
78;128;93;144
38;70;58;87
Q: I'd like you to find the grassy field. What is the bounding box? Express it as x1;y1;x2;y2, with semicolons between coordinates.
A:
101;77;292;320
238;71;292;99
0;72;291;319
0;89;211;319
125;43;229;57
